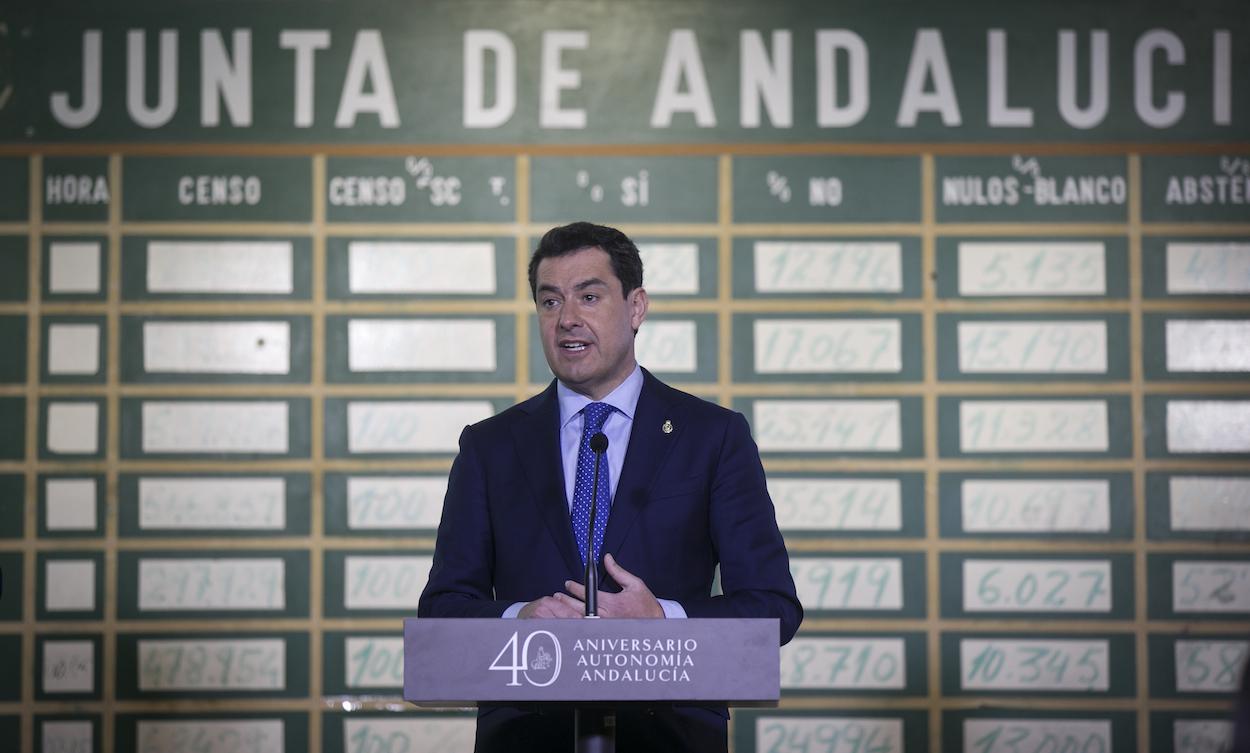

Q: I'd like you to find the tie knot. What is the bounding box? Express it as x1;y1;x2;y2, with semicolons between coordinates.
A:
583;402;613;434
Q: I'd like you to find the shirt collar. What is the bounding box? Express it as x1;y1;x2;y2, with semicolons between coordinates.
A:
557;364;643;428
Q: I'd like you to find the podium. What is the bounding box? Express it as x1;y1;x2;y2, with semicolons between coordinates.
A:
404;618;780;751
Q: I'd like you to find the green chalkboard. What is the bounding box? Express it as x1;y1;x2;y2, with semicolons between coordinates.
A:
0;398;25;460
0;638;20;700
734;156;921;223
0;716;18;748
122;156;312;222
43;156;111;222
1142;156;1250;223
326;156;516;222
0;236;28;301
0;552;23;620
0;475;22;540
530;156;718;223
935;156;1128;223
0;316;25;383
0;157;29;221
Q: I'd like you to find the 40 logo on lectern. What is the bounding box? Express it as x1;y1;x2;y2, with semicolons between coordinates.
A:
490;630;562;687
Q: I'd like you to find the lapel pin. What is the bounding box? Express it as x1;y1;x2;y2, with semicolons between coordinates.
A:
662;419;673;434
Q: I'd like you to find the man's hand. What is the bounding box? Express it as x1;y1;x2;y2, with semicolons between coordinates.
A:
564;553;664;618
518;592;584;618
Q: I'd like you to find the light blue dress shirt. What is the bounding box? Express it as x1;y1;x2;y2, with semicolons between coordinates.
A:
502;364;686;619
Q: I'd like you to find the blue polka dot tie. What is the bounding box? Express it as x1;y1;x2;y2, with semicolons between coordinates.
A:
571;402;613;566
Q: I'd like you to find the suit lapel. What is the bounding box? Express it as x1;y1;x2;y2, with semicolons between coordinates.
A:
601;370;681;559
511;383;583;577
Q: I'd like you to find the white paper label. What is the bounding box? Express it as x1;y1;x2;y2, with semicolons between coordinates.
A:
137;638;285;691
138;477;286;530
753;400;901;452
347;476;447;529
139;558;285;611
348;319;496;372
754;242;902;293
755;319;902;373
147;241;293;294
343;555;433;609
142;401;289;454
349;241;496;294
768;478;903;531
780;637;906;689
963;719;1111;753
1166;320;1250;372
1169;477;1250;531
961;479;1111;532
962;560;1112;612
637;243;700;294
958;242;1106;296
347;401;492;453
959;400;1109;452
1167;401;1250;453
1167;243;1250;294
791;557;903;610
957;321;1108;373
635;320;698;373
960;639;1109;691
143;321;291;374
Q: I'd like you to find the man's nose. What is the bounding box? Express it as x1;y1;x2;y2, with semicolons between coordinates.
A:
557;303;581;329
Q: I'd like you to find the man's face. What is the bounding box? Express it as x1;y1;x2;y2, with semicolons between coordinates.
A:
535;247;648;400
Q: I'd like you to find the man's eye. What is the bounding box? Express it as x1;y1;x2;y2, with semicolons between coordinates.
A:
542;298;559;308
583;294;597;303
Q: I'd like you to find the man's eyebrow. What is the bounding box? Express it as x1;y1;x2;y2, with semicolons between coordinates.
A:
536;278;608;294
573;278;608;291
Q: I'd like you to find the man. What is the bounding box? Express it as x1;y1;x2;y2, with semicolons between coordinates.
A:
418;222;802;751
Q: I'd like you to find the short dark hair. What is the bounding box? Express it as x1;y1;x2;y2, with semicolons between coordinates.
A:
528;222;644;300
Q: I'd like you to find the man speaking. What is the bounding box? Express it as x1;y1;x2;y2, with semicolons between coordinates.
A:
418;222;802;751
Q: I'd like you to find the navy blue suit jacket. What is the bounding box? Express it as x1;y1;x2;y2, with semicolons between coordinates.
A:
418;369;802;639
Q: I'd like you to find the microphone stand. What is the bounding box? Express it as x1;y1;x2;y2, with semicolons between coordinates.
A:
577;431;613;753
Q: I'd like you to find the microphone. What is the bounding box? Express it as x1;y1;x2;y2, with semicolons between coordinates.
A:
585;431;608;618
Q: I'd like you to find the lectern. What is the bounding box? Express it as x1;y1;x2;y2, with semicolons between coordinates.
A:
404;618;780;752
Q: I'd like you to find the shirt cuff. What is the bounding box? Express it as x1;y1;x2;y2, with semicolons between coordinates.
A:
502;602;526;619
657;598;687;619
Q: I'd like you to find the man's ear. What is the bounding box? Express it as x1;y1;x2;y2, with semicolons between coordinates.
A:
629;287;649;333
